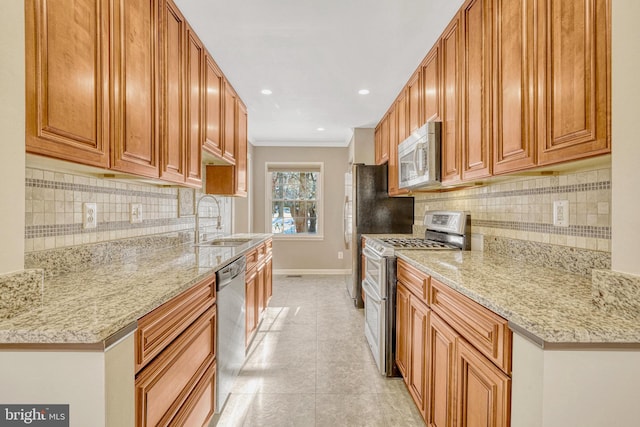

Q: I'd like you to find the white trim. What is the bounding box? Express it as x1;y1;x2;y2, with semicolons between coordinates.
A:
273;269;351;276
251;140;350;148
273;234;324;241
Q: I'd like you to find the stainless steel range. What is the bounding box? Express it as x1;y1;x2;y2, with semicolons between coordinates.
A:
362;210;470;376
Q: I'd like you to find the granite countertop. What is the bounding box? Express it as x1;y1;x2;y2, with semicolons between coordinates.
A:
395;250;640;346
0;233;271;346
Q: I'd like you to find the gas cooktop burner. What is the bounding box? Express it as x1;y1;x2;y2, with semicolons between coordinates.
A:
378;237;456;250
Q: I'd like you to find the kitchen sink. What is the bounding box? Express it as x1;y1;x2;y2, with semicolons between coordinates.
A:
194;238;253;247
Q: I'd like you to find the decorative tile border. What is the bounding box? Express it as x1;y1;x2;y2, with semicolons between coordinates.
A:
473;219;611;239
25;218;194;239
25;178;176;199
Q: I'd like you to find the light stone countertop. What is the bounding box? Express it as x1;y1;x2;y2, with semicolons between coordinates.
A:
0;234;271;346
395;250;640;345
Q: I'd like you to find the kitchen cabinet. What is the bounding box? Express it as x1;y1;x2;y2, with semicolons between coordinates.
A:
388;105;401;196
426;312;459;427
185;25;205;187
407;69;423;133
397;90;409;143
440;14;463;185
461;0;492;180
245;239;273;347
135;274;217;427
421;43;441;123
376;113;390;165
222;80;237;164
395;260;512;426
395;283;411;379
492;0;537;174
536;0;611;166
159;0;187;184
111;0;160;178
203;54;224;158
25;0;111;168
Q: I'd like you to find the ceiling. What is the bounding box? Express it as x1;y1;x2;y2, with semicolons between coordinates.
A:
174;0;464;147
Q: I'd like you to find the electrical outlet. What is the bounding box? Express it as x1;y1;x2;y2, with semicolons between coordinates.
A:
553;200;569;227
338;251;343;259
130;203;143;224
83;203;97;229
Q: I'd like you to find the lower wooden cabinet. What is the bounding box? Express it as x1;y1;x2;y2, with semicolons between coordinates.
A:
172;361;217;427
245;239;273;348
135;305;217;426
396;261;512;427
456;339;511;427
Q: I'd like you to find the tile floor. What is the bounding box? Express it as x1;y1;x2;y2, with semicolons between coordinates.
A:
211;275;424;426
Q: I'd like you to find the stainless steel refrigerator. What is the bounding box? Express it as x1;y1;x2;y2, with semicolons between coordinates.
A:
344;163;414;308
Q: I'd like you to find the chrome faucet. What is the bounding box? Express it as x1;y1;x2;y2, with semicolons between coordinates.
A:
195;195;223;244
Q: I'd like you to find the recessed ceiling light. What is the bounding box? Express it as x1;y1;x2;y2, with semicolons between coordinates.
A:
261;89;272;95
358;89;370;95
317;127;325;132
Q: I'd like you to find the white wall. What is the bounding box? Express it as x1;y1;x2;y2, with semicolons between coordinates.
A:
611;1;640;275
0;1;25;273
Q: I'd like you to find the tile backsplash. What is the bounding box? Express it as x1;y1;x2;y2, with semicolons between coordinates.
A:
24;167;231;252
414;164;611;252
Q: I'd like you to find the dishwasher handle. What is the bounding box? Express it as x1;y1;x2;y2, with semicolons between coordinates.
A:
216;256;246;290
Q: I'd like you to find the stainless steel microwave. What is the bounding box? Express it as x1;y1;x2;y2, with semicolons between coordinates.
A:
398;121;441;189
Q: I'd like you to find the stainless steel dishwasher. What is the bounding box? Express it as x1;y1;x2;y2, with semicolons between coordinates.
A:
215;256;246;413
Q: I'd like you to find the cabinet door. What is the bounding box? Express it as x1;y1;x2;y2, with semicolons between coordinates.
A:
159;0;186;184
235;100;248;196
536;0;611;165
265;256;273;304
408;297;429;419
185;26;204;187
422;43;442;123
492;0;537;174
407;70;423;133
395;283;411;380
379;113;390;165
111;0;160;178
374;124;383;165
388;106;407;196
461;0;492;180
203;54;223;157
25;0;110;168
455;339;511;427
427;313;459;427
245;269;257;347
397;90;409;143
441;15;463;184
222;80;237;164
257;262;265;315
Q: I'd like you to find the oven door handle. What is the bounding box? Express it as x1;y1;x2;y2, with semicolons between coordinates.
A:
362;246;384;262
362;277;382;302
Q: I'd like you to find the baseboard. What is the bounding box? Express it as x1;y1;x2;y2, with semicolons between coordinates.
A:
273;269;351;276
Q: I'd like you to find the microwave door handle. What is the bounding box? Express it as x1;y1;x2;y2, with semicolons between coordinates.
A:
343;195;350;249
415;143;426;175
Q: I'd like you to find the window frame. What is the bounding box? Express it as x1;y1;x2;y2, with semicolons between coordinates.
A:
264;162;324;240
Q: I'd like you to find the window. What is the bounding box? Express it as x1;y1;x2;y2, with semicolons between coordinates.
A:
266;163;323;238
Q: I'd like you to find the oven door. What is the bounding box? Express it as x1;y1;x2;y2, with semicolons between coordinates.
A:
362;246;387;299
362;277;386;375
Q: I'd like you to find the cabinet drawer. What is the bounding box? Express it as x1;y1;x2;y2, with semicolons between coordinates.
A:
172;361;216;427
430;278;512;373
136;275;215;372
245;248;258;272
135;305;217;427
397;259;430;302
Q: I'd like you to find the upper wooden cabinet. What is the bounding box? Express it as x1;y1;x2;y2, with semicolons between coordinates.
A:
387;105;401;196
440;14;463;185
185;25;205;187
492;0;537;175
222;80;237;164
203;54;224;158
25;0;110;168
421;43;441;123
407;70;423;134
536;0;611;165
461;0;492;180
159;0;187;184
376;113;390;165
235;100;248;196
111;0;160;178
397;90;409;143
